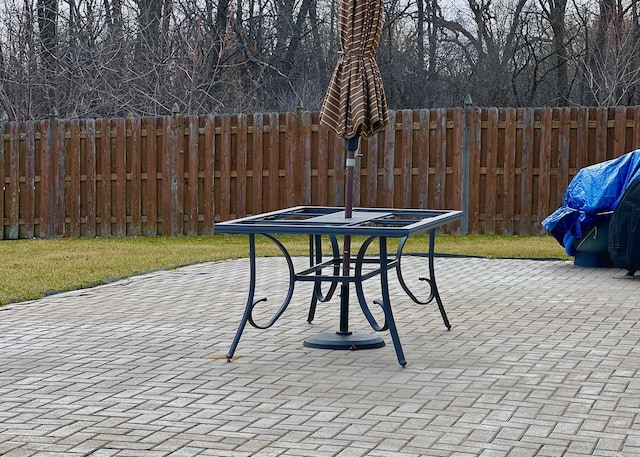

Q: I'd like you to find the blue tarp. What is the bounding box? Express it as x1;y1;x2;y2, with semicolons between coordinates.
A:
542;150;640;255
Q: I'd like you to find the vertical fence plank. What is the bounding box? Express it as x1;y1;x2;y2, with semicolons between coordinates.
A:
162;115;181;235
634;107;640;151
236;114;248;217
8;122;20;239
54;119;66;237
381;112;395;207
113;118;126;236
284;113;294;208
484;108;498;234
557;108;570;211
161;116;171;235
144;118;158;236
24;122;35;238
613;106;626;156
68;120;81;237
203;116;215;232
400;109;412;208
186;116;199;234
520;108;534;235
219;114;232;221
99;119;112;236
502;109;516;235
251;113;264;214
266;113;279;212
316;120;329;206
302;111;313;205
176;116;185;234
125;118;142;236
39;120;50;237
468;108;481;233
434;109;447;210
285;111;304;208
595;108;607;164
450;108;463;213
417;110;430;209
364;133;379;207
129;118;142;236
575;107;588;173
537;109;552;235
85;119;97;237
626;106;634;153
331;133;343;206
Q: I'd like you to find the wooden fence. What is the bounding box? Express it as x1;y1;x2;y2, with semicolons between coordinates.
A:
1;106;639;239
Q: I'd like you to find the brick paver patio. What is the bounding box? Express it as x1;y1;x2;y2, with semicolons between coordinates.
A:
1;255;639;456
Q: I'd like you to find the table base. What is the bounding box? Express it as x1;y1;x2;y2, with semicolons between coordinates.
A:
303;332;385;350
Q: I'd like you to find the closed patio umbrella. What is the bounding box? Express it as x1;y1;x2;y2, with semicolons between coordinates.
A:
305;0;389;350
320;0;388;141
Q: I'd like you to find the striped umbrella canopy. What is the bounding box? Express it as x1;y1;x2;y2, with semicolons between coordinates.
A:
320;0;389;139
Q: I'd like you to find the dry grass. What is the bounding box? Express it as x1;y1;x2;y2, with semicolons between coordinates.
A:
0;233;568;306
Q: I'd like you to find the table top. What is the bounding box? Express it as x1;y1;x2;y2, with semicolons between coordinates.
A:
215;206;463;237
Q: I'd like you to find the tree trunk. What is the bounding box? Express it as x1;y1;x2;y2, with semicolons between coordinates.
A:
37;0;58;105
544;0;569;105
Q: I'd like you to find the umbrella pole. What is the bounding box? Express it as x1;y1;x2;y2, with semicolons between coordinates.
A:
339;136;358;334
303;135;384;351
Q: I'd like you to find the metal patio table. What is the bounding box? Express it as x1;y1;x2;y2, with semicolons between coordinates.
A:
215;206;463;366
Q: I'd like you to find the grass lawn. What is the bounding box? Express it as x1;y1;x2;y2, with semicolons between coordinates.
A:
0;233;569;307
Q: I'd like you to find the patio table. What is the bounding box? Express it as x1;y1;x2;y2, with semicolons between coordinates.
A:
215;206;463;366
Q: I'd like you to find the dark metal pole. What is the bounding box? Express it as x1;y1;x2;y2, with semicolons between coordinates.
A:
339;135;359;334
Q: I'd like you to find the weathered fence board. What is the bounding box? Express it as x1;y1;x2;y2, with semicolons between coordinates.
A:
99;119;111;237
502;109;516;235
85;119;97;237
203;116;215;233
2;106;640;238
8;122;19;239
24;122;36;238
467;108;481;234
130;118;142;236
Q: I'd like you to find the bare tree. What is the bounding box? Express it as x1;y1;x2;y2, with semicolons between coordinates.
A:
584;21;640;105
433;0;529;106
5;0;640;121
37;0;59;105
540;0;569;105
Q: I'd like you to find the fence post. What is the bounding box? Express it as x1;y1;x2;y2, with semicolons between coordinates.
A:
52;107;66;237
44;107;59;237
170;103;181;235
0;111;6;239
461;95;472;234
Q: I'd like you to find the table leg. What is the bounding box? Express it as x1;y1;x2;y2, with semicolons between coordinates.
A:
353;236;407;366
376;237;407;366
307;235;340;323
426;229;451;329
226;233;296;362
395;229;451;330
226;233;259;361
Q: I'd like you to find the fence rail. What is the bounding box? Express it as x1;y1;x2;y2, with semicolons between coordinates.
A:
1;106;638;239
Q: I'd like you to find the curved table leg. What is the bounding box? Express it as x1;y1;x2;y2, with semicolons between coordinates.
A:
426;229;451;329
376;237;407;366
353;236;406;366
395;229;451;330
226;233;296;361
